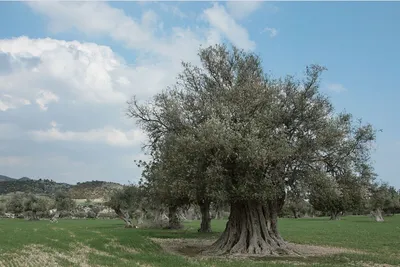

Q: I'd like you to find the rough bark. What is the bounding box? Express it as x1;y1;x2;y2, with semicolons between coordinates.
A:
372;208;384;222
291;209;299;219
167;205;183;229
205;200;295;256
115;208;134;228
198;200;212;233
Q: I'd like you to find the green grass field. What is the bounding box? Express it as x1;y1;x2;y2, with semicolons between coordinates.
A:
0;216;399;267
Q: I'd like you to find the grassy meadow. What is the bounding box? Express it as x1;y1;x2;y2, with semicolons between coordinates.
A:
0;216;399;267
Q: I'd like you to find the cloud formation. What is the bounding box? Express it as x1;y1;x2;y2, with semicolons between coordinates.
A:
0;2;258;184
262;27;278;38
203;3;256;51
226;1;263;20
0;94;30;111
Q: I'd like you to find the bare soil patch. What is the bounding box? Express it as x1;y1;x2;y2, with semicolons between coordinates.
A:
151;238;366;259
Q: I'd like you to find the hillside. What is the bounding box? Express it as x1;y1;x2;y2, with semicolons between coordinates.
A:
0;178;71;195
68;181;123;200
0;175;123;200
0;175;15;182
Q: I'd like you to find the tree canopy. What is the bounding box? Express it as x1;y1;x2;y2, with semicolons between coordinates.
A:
127;44;377;255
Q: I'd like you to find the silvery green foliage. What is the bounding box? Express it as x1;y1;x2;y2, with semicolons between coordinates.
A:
128;44;376;206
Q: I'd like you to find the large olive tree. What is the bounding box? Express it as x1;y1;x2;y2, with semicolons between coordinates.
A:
128;44;376;255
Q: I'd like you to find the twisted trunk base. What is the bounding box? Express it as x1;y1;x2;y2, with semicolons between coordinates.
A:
50;211;60;223
206;201;295;256
329;211;340;220
372;208;384;222
292;209;299;219
167;205;183;229
115;209;134;228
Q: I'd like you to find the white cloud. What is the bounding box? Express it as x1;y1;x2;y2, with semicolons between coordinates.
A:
226;1;263;20
160;3;187;19
0;94;30;111
20;2;224;100
262;27;278;38
0;2;242;184
326;83;347;93
30;123;147;148
0;36;196;109
28;2;153;50
35;90;59;111
0;37;132;106
27;2;214;63
203;3;255;51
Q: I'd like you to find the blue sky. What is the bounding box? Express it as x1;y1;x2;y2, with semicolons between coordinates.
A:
0;1;399;187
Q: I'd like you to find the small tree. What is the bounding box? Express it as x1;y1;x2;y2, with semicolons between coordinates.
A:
6;193;25;217
369;183;398;221
385;186;400;216
137;159;189;230
285;187;310;218
309;170;370;220
106;185;143;228
24;194;51;220
89;205;102;218
51;191;75;222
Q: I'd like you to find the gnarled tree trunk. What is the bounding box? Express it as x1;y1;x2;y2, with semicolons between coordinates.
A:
329;211;340;220
206;200;294;256
198;200;212;233
291;209;299;219
50;211;60;223
115;208;134;228
168;205;183;229
372;208;384;222
137;210;145;226
32;211;39;221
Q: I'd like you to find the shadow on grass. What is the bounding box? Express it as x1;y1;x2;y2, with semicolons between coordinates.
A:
140;228;221;239
176;245;363;266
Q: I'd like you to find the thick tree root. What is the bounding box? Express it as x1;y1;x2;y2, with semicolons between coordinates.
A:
203;201;300;256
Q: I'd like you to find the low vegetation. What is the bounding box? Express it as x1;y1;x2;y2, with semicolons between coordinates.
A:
0;217;400;267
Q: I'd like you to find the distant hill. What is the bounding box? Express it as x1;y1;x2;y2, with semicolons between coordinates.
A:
68;181;123;200
18;177;32;181
0;175;123;201
0;175;15;182
0;177;71;195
